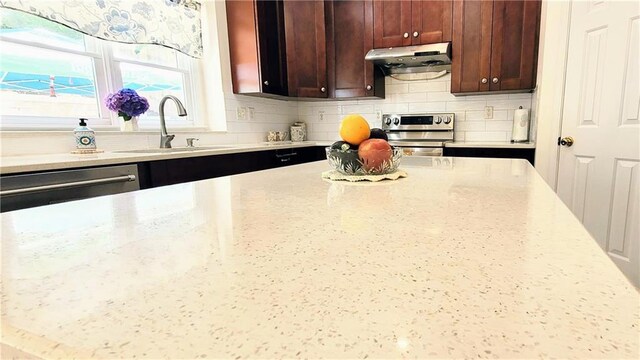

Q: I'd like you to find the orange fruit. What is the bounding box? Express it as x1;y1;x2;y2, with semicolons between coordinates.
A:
339;114;370;145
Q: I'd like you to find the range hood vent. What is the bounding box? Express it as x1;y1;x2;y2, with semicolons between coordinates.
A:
365;42;452;75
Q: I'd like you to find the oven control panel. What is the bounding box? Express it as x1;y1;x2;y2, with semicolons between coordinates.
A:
382;113;454;130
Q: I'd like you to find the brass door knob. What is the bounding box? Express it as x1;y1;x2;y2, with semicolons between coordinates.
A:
558;136;574;147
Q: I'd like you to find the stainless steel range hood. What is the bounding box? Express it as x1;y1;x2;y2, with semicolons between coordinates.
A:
365;42;451;75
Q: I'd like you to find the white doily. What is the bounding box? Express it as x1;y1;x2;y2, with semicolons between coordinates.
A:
321;169;407;182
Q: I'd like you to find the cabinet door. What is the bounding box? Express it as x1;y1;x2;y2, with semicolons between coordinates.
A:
489;0;541;91
327;0;383;98
410;0;453;45
256;0;288;96
450;0;493;93
373;0;412;48
283;0;328;98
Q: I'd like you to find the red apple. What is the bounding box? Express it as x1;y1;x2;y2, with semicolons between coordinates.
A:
358;138;392;172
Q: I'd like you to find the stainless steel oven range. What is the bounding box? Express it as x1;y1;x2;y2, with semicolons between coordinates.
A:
382;113;454;156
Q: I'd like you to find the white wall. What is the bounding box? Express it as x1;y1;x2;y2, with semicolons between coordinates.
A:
299;74;533;143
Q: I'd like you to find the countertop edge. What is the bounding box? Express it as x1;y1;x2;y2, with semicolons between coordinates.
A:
0;142;319;175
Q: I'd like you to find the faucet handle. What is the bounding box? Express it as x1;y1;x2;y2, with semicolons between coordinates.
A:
186;138;199;147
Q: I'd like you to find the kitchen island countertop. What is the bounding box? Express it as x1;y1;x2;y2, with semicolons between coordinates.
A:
1;157;638;359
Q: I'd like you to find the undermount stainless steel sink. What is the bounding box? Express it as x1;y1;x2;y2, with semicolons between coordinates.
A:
114;146;233;154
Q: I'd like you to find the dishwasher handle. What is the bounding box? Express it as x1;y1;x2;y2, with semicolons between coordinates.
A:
0;174;136;196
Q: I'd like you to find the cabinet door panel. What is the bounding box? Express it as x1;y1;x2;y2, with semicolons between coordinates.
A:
411;0;453;45
284;0;327;98
373;0;412;48
451;0;493;93
256;0;288;95
490;0;541;91
328;0;382;98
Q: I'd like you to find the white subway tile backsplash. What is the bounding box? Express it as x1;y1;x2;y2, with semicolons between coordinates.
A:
408;81;448;93
341;104;375;115
297;76;533;145
465;132;508;141
386;83;409;94
485;120;514;131
408;102;447;112
456;121;486;131
445;100;487;111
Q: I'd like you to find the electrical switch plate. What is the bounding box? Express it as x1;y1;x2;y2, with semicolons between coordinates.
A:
248;107;255;121
236;107;246;121
484;106;494;119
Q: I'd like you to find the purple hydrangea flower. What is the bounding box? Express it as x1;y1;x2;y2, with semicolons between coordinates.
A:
104;88;149;120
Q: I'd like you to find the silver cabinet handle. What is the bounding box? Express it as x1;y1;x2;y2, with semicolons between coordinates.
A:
492;77;499;84
0;175;136;196
481;78;488;84
263;80;269;86
403;32;409;38
366;84;372;91
320;87;326;93
413;31;419;38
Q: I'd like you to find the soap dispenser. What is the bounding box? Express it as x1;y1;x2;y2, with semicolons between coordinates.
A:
74;118;97;151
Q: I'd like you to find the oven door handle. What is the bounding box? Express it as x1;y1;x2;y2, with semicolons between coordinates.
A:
401;147;443;157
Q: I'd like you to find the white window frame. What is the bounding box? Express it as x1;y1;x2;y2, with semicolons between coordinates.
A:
0;31;203;131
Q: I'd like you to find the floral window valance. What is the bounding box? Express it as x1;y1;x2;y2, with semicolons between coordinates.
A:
0;0;203;58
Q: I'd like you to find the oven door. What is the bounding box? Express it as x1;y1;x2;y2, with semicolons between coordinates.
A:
399;147;443;157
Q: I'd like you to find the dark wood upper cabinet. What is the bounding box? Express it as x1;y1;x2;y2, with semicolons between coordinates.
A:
411;0;453;45
373;0;412;48
451;0;541;94
451;0;493;93
283;0;328;98
226;0;288;96
327;0;384;98
374;0;452;47
489;0;541;91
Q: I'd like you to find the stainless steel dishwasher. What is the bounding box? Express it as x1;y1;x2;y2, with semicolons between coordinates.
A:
0;164;139;212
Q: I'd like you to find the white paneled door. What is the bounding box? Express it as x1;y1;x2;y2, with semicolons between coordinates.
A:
557;0;640;286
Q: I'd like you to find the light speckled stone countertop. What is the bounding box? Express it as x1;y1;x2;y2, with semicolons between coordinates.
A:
0;142;319;175
1;157;638;359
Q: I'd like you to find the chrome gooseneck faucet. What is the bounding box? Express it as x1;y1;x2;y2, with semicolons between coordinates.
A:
158;95;187;148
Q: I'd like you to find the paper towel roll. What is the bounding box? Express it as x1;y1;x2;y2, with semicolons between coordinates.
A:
511;107;530;143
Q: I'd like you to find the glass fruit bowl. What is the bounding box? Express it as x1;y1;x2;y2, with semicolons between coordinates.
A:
325;146;402;175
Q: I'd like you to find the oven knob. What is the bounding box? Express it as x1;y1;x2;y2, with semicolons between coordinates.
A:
435;116;443;124
384;118;392;126
443;116;452;124
393;117;400;125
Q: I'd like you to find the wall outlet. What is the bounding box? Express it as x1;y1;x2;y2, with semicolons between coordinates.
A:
484;106;494;119
248;107;255;121
376;110;382;121
318;110;325;122
236;106;246;121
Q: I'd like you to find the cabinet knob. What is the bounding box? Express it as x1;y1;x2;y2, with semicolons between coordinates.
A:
320;87;326;93
492;77;499;84
366;84;372;91
263;80;269;86
481;78;488;84
403;32;409;38
413;31;419;38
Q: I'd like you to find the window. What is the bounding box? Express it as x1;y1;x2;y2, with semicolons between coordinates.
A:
0;8;202;129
